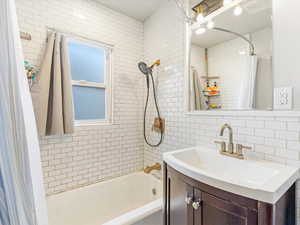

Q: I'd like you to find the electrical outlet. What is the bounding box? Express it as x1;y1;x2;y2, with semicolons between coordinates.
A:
274;87;293;110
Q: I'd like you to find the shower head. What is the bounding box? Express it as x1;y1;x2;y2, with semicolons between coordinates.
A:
138;62;151;75
138;60;161;75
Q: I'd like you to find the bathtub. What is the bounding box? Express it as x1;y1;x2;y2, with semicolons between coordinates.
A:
47;172;163;225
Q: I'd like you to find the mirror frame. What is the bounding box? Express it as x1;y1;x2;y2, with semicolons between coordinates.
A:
183;0;300;117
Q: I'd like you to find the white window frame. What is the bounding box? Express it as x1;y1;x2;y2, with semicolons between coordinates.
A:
67;37;114;126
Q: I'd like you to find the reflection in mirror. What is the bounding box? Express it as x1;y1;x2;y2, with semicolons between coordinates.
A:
188;0;273;111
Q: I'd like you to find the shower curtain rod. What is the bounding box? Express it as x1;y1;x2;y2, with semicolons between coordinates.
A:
213;27;256;56
46;27;114;48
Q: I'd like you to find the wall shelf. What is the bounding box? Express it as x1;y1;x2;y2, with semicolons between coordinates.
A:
201;76;220;80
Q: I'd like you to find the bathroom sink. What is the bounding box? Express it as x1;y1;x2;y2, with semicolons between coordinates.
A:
163;147;300;204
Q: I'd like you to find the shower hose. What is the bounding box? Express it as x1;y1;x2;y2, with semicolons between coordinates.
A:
144;72;164;147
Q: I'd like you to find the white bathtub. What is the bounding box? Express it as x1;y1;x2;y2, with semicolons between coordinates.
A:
47;172;163;225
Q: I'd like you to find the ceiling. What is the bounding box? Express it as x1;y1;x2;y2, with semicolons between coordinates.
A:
95;0;164;21
192;0;272;47
94;0;205;22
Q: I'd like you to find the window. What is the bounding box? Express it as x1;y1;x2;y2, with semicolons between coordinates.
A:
68;38;113;125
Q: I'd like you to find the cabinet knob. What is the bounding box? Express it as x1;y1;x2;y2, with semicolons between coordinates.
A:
192;201;202;210
185;196;193;205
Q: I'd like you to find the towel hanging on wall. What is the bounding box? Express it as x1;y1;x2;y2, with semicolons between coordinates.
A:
189;67;202;111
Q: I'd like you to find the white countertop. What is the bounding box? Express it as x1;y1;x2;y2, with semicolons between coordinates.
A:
163;146;300;204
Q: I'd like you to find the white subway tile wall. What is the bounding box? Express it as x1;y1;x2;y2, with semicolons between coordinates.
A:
143;0;300;223
16;0;145;195
15;0;300;222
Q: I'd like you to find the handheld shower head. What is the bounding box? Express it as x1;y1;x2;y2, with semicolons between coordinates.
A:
138;59;160;76
137;60;164;147
138;62;151;88
138;62;151;75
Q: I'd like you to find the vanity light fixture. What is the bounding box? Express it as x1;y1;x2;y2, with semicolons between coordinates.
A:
197;13;205;23
196;6;205;23
195;27;206;35
233;5;243;16
223;0;233;6
207;20;215;29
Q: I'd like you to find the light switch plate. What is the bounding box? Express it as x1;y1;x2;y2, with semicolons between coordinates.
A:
274;87;293;110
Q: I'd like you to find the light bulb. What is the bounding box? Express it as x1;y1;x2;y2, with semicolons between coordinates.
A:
234;5;243;16
196;13;205;23
223;0;233;6
195;27;206;35
207;21;215;29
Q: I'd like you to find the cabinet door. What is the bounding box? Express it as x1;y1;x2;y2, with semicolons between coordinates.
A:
167;174;193;225
194;191;257;225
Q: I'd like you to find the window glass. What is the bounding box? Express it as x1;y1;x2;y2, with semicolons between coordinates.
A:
72;86;106;120
68;41;105;83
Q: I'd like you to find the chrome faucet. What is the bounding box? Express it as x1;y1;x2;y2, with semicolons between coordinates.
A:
220;124;234;153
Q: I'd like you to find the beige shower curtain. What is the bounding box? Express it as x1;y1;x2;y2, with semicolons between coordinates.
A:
31;32;74;136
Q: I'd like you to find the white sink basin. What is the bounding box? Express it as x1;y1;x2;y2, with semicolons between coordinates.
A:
163;147;300;204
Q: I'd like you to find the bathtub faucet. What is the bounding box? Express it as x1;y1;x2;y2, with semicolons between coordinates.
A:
144;163;161;174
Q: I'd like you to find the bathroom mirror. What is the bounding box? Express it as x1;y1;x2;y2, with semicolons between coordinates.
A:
186;0;273;111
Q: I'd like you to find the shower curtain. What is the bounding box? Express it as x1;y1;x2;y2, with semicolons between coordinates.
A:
0;0;48;225
31;32;74;136
0;171;10;225
238;55;258;109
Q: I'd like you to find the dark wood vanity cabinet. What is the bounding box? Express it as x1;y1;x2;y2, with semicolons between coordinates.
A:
197;191;258;225
163;163;296;225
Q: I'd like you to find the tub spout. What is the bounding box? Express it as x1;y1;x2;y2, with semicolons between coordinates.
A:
144;163;161;174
